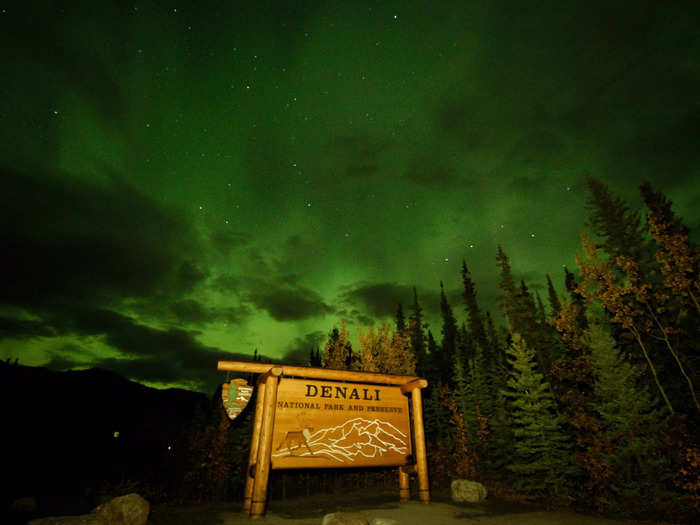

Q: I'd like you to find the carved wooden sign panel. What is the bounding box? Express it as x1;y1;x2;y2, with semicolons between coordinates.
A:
271;378;411;469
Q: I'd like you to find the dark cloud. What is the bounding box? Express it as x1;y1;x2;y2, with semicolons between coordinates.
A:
39;307;236;391
322;134;391;179
1;166;201;310
403;156;474;191
169;300;250;326
212;243;335;322
175;262;210;293
272;234;314;272
338;281;465;331
630;109;700;181
507;174;550;197
211;273;241;294
209;230;252;255
281;331;326;365
248;285;334;322
506;128;564;166
436;98;486;149
0;317;55;340
339;282;443;320
44;354;83;371
0;4;128;136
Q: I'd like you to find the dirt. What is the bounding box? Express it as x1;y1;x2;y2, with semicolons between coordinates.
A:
148;490;647;525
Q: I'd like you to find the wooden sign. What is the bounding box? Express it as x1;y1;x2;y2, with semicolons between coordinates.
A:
216;360;430;519
222;378;253;420
271;378;411;469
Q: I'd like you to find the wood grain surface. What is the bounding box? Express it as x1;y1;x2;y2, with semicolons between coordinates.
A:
270;378;411;469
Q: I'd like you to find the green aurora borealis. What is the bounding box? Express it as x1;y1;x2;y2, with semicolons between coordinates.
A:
1;1;699;392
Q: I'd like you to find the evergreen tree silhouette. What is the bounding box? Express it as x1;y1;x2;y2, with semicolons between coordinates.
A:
395;303;406;332
584;174;647;264
438;281;459;384
425;329;440;385
564;267;588;332
586;323;671;514
408;287;428;376
502;333;573;501
546;274;562;318
461;260;488;358
322;321;353;370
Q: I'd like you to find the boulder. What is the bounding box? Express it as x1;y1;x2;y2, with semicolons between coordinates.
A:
28;493;149;525
94;493;149;525
321;511;370;525
450;479;487;503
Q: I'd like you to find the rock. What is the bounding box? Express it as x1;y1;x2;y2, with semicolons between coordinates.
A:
94;493;149;525
28;515;107;525
451;479;488;503
370;518;399;525
321;511;370;525
28;493;149;525
11;495;39;514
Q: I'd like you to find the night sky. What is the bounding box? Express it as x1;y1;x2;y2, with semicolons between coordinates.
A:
2;1;698;393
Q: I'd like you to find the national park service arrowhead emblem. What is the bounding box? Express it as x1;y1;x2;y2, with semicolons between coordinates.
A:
222;378;254;420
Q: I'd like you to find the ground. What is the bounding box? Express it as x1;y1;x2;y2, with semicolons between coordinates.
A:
148;489;649;525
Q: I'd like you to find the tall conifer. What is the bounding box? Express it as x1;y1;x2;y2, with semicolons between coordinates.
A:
438;281;459;383
502;333;573;501
395;303;406;332
547;274;562;318
497;246;518;328
462;260;488;355
586;323;670;514
408;287;428;376
322;321;353;370
584;174;646;263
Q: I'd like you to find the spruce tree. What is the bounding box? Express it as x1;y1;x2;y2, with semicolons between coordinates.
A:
502;333;572;501
425;330;440;386
546;274;562;318
469;342;492;459
453;353;471;423
438;281;459;383
536;291;547;325
584;174;646;263
461;260;488;354
458;324;473;367
485;311;504;372
322;321;353;370
585;323;670;514
395;303;406;332
423;380;450;447
408;287;428;376
564;267;588;331
496;246;518;327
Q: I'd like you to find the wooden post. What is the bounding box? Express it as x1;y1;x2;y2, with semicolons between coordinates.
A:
249;367;282;519
398;467;410;502
242;377;267;514
410;387;430;504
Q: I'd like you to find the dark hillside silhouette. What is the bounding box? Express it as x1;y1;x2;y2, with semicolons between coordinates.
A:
0;361;207;513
